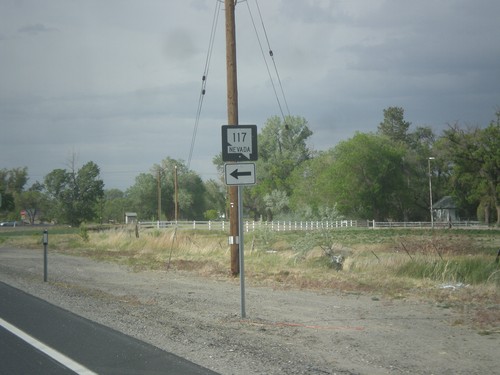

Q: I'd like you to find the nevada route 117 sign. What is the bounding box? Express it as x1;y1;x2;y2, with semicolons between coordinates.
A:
221;125;258;162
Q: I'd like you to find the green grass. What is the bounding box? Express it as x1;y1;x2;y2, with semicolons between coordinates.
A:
0;226;79;238
395;256;500;285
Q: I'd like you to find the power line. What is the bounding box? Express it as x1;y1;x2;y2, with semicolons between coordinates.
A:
255;0;291;118
187;0;222;169
247;0;292;122
188;0;292;169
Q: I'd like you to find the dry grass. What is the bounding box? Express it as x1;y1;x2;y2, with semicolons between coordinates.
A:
2;226;499;329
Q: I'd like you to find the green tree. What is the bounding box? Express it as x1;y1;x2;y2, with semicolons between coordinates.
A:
288;150;334;219
478;119;500;224
336;133;409;220
43;161;104;226
15;184;48;224
248;115;313;218
297;133;408;221
126;173;157;220
263;189;289;221
377;106;411;143
0;167;28;194
204;179;226;218
126;158;206;221
257;115;312;191
378;107;441;220
408;125;435;151
0;190;15;213
0;167;29;216
178;167;206;219
101;189;128;223
443;113;500;225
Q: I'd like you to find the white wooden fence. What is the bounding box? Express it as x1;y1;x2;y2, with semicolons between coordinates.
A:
138;219;486;231
138;220;358;232
368;220;483;228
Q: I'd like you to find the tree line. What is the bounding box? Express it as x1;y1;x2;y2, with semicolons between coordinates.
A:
1;107;499;226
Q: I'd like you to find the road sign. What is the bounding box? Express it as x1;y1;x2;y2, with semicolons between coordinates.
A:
222;125;258;161
224;163;256;185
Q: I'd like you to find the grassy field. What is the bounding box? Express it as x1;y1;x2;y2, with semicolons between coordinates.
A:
2;225;499;329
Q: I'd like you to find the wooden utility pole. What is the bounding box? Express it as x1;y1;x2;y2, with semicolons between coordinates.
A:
157;168;161;221
225;0;239;276
174;165;178;222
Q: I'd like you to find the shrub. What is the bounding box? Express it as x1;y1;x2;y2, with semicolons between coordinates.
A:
79;223;89;242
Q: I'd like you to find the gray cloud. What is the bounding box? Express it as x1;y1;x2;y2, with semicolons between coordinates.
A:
18;23;57;35
1;0;499;190
164;28;198;62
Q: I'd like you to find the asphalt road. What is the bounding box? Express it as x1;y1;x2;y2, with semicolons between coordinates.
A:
0;281;218;375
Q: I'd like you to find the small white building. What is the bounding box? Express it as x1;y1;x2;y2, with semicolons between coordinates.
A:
124;212;138;224
433;196;458;223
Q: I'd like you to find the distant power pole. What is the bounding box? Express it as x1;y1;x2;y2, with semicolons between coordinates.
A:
157;168;162;221
225;0;239;276
174;165;179;222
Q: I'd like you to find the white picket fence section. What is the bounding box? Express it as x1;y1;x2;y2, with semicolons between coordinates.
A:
368;220;483;228
137;219;485;231
138;220;358;232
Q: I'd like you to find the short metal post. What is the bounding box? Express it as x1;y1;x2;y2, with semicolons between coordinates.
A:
43;229;48;282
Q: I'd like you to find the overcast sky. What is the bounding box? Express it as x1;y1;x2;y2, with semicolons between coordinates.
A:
1;0;499;190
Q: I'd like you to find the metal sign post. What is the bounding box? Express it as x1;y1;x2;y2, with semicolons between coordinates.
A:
43;229;48;282
221;124;258;318
237;185;246;318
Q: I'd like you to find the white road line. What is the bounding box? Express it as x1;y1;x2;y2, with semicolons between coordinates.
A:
0;317;98;375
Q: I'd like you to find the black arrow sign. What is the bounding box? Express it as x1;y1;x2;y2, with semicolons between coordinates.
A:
230;169;252;179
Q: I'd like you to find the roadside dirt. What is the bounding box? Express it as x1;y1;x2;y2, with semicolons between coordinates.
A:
0;247;498;374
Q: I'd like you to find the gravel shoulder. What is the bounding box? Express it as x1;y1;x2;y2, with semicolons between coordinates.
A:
0;247;498;374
